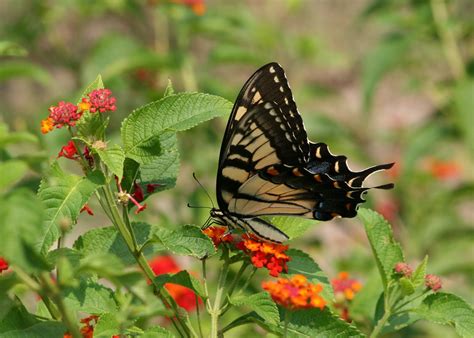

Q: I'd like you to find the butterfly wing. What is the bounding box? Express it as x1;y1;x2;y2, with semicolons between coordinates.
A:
216;62;310;211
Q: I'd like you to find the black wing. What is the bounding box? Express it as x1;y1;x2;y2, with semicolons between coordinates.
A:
216;62;310;212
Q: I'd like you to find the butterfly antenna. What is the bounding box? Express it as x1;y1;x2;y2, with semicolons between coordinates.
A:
187;203;212;210
192;172;215;209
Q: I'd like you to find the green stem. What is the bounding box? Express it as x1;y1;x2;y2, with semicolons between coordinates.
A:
210;248;230;338
237;266;257;296
38;273;81;338
430;0;466;80
220;261;249;315
283;309;290;338
369;309;391;338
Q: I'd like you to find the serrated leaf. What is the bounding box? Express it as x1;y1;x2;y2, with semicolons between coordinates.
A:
121;93;232;163
0;160;28;191
95;144;125;181
73;222;158;265
37;164;105;254
416;292;474;338
411;256;428;288
230;292;279;325
285;248;333;301
266;216;316;240
0;190;48;272
63;278;118;314
154;270;205;299
139;147;179;193
358;208;404;289
0;296;38;332
153;225;215;259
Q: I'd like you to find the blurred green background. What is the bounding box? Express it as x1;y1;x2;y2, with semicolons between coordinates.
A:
1;0;472;336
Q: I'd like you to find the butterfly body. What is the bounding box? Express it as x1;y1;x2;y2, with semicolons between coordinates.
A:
212;62;393;243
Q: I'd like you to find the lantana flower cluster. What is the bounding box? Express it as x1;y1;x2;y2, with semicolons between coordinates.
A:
262;274;326;310
394;262;442;292
41;89;116;134
202;226;233;247
331;272;362;322
236;234;290;277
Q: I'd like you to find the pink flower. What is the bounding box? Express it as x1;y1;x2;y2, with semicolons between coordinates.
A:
87;89;116;113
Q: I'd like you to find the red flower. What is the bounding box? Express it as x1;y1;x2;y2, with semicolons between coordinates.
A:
262;274;326;310
146;183;161;193
394;262;413;278
58;140;79;159
63;315;98;338
0;257;8;273
149;256;201;311
132;182;145;202
88;89;116;113
202;226;233;247
425;274;442;292
80;204;94;216
236;234;290;277
48;101;81;128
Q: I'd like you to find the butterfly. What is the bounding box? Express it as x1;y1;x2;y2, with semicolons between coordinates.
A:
210;62;394;243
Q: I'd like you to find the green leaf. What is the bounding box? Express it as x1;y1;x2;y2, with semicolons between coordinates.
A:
0;160;28;192
411;256;428;288
399;277;415;296
416;292;474;338
121;158;140;193
153;225;215;259
266;216;317;240
76;111;109;142
0;190;48;272
358;208;404;289
94;313;120;338
0;321;66;338
0;123;38;148
63;278;118;314
121;93;232;164
0;41;27;57
37;164;105;254
154;270;205;299
453;79;474;153
282;308;364;337
230;292;279;326
139;146;179;193
285;248;333;301
73;222;158;265
0;296;38;332
361;34;409;112
95;144;125;181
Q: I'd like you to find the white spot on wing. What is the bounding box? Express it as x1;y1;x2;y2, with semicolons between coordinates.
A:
274;76;280;83
269;66;276;73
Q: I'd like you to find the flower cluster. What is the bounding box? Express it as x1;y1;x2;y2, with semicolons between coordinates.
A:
394;262;413;278
41;89;116;134
149;256;201;311
331;272;362;322
0;257;8;273
332;272;362;302
425;274;442;292
202;226;233;247
262;274;326;310
236;234;290;277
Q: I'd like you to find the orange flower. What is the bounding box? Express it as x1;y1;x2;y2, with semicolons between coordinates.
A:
202;226;233;247
149;255;201;311
262;274;326;310
425;158;462;181
331;272;362;301
40;117;54;134
63;315;98;338
78;98;91;111
236;234;290;277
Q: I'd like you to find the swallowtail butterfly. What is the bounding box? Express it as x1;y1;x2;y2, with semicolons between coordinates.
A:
210;62;393;243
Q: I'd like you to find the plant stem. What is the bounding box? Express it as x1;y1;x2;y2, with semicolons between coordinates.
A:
210;248;230;338
430;0;466;80
283;309;290;338
38;273;81;338
370;309;391;338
